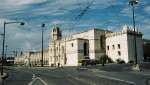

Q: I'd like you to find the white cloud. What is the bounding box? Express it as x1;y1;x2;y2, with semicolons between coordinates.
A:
121;6;132;17
145;6;150;15
0;0;150;53
51;20;66;25
0;18;50;52
1;0;47;6
16;0;47;5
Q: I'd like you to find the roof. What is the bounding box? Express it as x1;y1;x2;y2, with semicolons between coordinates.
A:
65;38;88;42
73;28;107;35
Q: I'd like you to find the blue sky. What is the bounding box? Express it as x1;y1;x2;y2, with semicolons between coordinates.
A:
0;0;150;56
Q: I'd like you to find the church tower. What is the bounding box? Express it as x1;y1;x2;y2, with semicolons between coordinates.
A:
51;26;62;41
49;25;62;67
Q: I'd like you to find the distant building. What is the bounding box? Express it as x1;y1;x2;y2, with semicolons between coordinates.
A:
14;51;29;66
14;49;49;66
5;57;14;66
29;49;49;66
106;25;143;63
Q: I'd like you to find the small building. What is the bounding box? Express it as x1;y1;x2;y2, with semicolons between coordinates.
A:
143;39;150;62
106;25;143;63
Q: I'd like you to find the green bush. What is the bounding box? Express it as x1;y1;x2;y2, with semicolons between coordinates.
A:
99;55;114;64
78;60;82;63
116;58;125;64
107;57;114;63
128;60;134;64
78;60;87;66
99;55;107;64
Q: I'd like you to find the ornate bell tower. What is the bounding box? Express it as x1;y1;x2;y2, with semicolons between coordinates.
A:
51;26;62;41
49;25;62;67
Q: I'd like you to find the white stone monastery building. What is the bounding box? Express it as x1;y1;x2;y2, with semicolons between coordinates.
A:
14;25;143;66
106;25;143;63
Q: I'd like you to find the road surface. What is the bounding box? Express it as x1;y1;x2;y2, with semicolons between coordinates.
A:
2;65;150;85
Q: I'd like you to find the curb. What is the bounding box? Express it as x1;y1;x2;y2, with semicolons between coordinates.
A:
1;73;8;80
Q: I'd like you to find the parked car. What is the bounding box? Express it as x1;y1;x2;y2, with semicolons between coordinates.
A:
79;59;97;66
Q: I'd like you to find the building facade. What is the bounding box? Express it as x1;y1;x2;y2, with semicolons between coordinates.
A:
14;51;29;66
29;49;49;66
47;27;110;66
14;49;49;66
14;25;144;66
106;25;143;63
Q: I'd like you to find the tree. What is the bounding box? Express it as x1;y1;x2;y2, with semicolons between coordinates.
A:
100;55;107;66
100;55;114;66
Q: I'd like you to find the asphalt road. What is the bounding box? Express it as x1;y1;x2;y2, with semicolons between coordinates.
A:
2;64;150;85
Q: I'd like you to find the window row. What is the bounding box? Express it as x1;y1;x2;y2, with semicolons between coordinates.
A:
107;44;120;50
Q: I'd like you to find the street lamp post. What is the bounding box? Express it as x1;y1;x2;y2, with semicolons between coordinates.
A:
1;21;24;75
41;24;45;67
128;0;138;64
5;45;8;58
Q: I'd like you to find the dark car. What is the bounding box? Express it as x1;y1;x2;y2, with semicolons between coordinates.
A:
80;59;97;66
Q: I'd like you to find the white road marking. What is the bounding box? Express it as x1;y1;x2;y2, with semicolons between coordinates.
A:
89;68;135;84
28;74;48;85
37;77;48;85
96;74;136;84
28;78;37;85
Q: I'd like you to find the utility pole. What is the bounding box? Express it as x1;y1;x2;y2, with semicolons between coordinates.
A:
128;0;140;71
128;0;138;64
1;21;24;75
41;24;45;67
1;22;6;75
5;45;8;58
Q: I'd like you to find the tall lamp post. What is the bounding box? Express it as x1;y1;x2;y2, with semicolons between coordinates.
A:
1;21;24;75
128;0;138;64
41;24;45;67
5;45;8;58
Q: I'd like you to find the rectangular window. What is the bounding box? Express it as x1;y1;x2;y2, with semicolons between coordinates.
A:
112;45;115;50
118;51;121;56
118;44;120;49
107;46;109;50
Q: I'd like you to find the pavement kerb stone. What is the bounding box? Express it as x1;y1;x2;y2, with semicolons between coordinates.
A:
30;67;57;69
0;73;8;80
